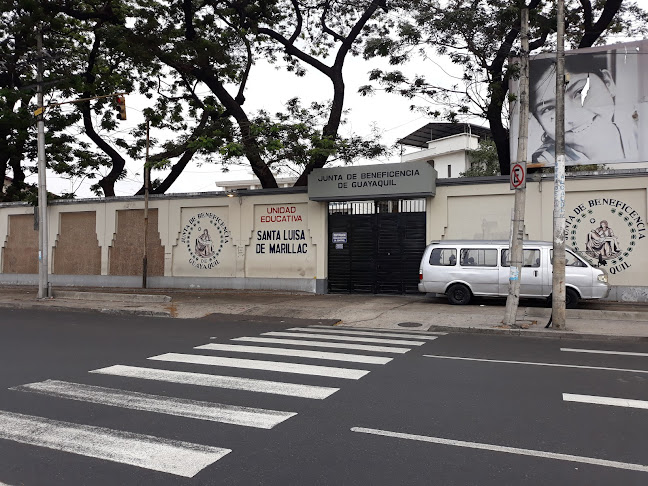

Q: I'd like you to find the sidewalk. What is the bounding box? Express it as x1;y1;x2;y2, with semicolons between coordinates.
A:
1;286;648;341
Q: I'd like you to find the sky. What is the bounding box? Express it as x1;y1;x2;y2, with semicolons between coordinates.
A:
23;2;648;199
28;49;468;199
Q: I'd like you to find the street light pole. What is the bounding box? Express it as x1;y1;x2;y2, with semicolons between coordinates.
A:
36;28;50;299
142;120;150;289
552;0;567;328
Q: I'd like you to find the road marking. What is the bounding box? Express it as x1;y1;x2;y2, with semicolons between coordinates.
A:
195;343;392;365
561;348;648;358
11;380;296;429
307;325;447;336
148;353;370;380
232;337;411;354
423;354;648;374
0;410;230;478
288;327;440;340
563;393;648;410
351;427;648;473
263;331;426;346
90;365;338;399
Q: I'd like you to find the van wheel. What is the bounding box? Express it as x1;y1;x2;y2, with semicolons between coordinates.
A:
547;289;579;309
566;288;579;309
447;284;471;305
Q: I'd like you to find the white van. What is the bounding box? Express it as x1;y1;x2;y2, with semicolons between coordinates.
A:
418;240;609;307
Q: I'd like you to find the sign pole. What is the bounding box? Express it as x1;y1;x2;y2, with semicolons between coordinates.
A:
552;0;567;328
503;8;529;327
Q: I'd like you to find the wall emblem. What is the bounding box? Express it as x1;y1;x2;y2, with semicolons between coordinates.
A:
566;198;646;274
180;212;230;269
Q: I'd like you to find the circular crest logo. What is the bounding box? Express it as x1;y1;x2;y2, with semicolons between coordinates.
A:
566;198;646;274
180;212;231;269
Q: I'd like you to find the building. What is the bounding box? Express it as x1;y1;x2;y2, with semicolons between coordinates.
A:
2;176;11;192
397;123;492;178
216;176;298;192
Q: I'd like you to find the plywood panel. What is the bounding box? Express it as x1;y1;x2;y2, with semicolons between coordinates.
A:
2;214;38;274
109;209;164;276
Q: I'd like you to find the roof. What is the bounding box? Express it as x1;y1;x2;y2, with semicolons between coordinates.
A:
397;123;492;148
427;240;552;246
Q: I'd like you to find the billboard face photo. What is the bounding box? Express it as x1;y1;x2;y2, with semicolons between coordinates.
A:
510;40;648;166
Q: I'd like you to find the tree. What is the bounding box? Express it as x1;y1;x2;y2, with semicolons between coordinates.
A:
361;0;648;175
49;0;393;191
460;139;501;177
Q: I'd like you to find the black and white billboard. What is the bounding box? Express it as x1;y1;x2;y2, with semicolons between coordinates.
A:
510;40;648;166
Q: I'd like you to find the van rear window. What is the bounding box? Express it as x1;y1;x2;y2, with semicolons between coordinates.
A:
429;248;457;266
460;249;498;267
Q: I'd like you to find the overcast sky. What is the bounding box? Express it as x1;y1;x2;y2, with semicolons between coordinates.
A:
29;49;469;199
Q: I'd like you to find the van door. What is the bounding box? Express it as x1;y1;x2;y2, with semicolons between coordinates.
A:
458;247;499;295
499;248;543;297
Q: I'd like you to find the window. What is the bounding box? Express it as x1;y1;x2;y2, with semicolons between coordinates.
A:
460;248;497;267
429;248;457;266
501;249;540;267
447;165;452;178
551;250;587;267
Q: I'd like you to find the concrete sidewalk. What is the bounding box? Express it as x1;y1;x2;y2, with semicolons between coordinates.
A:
1;286;648;341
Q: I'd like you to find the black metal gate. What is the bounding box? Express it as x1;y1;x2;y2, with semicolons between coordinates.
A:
328;200;426;294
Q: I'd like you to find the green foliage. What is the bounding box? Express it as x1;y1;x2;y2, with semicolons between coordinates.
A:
361;0;647;175
460;139;500;177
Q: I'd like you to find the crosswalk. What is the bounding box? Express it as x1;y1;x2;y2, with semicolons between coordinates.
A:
2;324;442;478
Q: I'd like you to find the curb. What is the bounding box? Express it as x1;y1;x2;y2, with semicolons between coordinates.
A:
0;302;171;318
424;324;648;343
53;291;172;303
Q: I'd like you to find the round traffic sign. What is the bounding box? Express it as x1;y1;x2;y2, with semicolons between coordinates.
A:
511;163;526;188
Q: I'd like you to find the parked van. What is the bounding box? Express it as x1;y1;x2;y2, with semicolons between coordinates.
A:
418;240;609;307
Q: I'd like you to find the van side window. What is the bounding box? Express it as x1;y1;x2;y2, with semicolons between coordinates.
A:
429;248;457;266
460;249;497;267
501;249;540;267
551;250;587;267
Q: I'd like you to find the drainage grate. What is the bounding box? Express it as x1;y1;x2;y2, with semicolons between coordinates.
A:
397;322;423;328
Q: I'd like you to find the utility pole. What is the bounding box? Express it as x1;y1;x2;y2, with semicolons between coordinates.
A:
503;7;529;327
36;28;50;299
552;0;567;328
142;120;150;289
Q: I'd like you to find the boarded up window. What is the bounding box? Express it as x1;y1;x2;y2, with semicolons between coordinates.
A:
53;212;101;275
109;209;164;276
2;214;38;274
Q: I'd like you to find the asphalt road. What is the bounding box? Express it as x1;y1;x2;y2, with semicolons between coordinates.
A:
0;309;647;485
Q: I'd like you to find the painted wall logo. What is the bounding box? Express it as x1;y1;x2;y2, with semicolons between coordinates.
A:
565;198;646;274
180;212;231;269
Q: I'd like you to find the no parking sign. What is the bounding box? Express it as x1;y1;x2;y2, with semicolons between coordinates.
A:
510;162;526;190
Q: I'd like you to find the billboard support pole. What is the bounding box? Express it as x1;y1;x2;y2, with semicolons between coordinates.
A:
503;8;529;327
552;0;567;329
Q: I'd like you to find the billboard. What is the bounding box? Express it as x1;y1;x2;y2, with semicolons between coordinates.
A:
510;40;648;166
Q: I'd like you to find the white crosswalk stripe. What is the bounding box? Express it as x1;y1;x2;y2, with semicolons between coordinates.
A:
287;327;440;340
195;343;393;364
0;410;230;477
232;336;411;353
148;353;370;380
90;365;339;399
305;325;447;336
262;331;426;346
11;380;296;429
302;326;448;340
